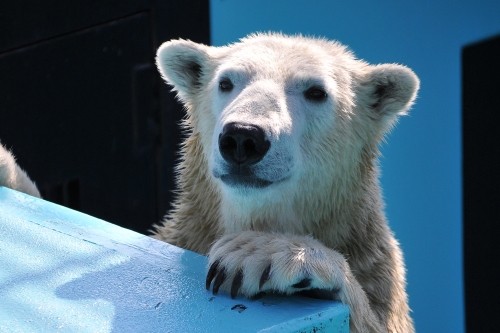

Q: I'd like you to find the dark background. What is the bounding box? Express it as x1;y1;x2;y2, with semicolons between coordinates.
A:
462;35;500;333
0;0;209;233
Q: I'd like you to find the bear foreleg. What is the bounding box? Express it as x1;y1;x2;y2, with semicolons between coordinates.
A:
206;230;384;333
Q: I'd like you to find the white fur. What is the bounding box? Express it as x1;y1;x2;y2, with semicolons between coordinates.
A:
155;33;419;333
0;143;40;197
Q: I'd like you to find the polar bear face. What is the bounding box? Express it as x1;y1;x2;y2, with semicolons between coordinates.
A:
156;33;419;230
209;41;341;192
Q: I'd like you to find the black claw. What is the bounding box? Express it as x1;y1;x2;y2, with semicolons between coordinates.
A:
206;260;220;290
212;268;226;295
259;264;271;290
231;269;244;299
292;278;312;289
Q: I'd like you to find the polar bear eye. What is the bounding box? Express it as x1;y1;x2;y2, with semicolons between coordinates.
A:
304;86;327;102
219;78;234;92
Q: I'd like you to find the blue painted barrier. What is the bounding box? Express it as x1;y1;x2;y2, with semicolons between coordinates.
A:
0;187;349;332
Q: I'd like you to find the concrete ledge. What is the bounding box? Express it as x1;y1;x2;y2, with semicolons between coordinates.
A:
0;186;349;332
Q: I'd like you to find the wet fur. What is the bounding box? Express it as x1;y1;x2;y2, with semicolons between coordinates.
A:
153;33;419;332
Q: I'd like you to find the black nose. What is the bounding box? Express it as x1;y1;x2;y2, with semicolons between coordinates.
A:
218;123;270;166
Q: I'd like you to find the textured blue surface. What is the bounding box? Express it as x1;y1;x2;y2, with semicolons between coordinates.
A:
0;187;349;333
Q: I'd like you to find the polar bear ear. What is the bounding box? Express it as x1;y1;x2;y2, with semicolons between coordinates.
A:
156;39;213;101
360;64;420;127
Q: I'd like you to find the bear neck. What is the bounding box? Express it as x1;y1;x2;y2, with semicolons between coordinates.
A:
219;160;385;248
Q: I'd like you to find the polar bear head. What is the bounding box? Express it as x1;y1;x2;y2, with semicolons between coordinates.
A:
156;33;419;232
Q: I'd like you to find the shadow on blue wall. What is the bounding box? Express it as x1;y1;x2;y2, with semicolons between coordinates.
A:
56;257;182;332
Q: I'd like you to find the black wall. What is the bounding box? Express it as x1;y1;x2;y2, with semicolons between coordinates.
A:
463;35;500;333
0;1;210;233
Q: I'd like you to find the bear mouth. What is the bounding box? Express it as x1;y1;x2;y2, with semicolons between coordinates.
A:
219;174;273;188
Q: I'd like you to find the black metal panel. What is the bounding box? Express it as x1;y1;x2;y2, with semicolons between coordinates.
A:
0;0;150;52
463;35;500;333
0;1;210;233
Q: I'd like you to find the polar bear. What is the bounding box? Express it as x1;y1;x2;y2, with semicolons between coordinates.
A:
153;33;419;333
0;33;419;333
0;144;40;197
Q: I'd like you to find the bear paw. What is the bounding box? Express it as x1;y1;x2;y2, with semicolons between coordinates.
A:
206;231;347;299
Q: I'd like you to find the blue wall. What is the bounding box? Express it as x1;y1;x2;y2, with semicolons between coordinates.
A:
210;1;500;332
